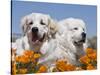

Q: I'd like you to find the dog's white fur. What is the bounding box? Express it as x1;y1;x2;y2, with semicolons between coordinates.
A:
12;13;57;55
38;18;88;67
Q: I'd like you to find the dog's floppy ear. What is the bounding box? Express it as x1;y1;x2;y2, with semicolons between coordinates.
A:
48;18;58;38
20;15;28;36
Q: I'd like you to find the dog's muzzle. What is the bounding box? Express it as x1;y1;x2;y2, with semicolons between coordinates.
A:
74;32;86;45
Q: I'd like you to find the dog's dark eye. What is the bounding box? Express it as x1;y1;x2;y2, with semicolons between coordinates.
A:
40;20;45;25
74;28;78;30
29;21;33;25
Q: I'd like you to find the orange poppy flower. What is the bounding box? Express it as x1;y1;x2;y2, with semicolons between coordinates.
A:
86;48;94;54
23;50;34;58
56;60;76;71
16;55;30;63
66;64;76;71
79;55;90;64
87;52;97;61
37;65;47;73
87;64;95;70
56;60;67;71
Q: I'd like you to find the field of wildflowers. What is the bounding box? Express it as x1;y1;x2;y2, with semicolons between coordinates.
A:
11;48;97;75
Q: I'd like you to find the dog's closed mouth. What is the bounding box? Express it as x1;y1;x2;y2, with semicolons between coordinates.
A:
32;33;45;44
79;39;85;43
74;39;85;45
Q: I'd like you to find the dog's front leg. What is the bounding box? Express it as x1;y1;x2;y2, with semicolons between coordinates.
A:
15;38;25;55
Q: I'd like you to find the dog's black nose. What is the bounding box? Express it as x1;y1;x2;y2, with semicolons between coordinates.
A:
81;32;86;39
32;27;38;33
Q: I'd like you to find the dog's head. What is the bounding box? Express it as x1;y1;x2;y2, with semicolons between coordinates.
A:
67;18;86;45
59;18;86;45
21;13;57;46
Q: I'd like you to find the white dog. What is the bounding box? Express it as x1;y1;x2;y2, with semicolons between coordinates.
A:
12;13;57;55
38;18;88;68
57;18;88;63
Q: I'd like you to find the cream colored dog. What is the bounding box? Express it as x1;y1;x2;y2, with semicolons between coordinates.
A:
12;13;57;55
